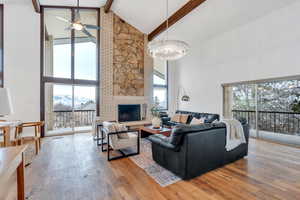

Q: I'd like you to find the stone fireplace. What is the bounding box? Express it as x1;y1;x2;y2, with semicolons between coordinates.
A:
98;8;153;122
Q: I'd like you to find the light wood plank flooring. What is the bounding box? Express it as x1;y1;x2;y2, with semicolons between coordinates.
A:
25;134;300;200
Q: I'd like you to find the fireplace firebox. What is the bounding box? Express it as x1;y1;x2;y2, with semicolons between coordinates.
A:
118;104;141;122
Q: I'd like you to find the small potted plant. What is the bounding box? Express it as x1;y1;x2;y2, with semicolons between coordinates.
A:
151;97;162;129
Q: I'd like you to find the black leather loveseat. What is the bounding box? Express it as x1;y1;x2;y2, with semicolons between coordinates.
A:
162;110;220;127
148;119;249;180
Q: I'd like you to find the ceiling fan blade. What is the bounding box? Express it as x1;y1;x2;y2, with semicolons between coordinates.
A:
84;24;101;30
82;29;96;43
56;16;70;23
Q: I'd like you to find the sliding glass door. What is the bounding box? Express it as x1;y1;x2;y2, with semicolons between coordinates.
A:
224;78;300;146
45;84;96;136
41;7;99;136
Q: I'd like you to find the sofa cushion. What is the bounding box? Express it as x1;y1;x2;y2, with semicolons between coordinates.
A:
171;114;181;123
180;114;190;124
190;117;205;125
170;123;226;146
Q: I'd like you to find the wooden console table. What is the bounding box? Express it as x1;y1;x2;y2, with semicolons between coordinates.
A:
0;145;27;200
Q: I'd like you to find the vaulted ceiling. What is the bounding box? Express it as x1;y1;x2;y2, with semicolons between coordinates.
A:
39;0;300;44
39;0;189;34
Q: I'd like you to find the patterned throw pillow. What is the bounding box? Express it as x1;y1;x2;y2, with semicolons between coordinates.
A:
114;123;129;139
180;114;190;124
171;114;181;123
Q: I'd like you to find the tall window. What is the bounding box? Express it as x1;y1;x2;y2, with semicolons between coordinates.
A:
153;59;168;110
41;7;99;136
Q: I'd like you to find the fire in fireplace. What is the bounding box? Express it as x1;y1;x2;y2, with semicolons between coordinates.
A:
118;104;141;122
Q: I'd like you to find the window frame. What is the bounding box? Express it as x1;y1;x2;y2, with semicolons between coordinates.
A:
40;6;100;136
153;61;168;110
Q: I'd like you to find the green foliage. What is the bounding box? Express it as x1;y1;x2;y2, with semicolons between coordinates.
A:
233;80;300;112
291;99;300;112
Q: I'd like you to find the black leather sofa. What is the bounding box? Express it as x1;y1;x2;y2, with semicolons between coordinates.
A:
162;110;220;127
148;119;249;180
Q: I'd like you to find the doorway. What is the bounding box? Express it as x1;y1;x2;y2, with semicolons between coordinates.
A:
223;77;300;146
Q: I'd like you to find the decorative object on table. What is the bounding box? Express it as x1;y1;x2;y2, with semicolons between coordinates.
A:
151;97;162;129
101;121;140;161
0;88;14;118
129;139;181;187
147;0;189;60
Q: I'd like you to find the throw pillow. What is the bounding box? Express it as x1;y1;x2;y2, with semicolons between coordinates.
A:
180;114;190;124
171;114;181;123
102;122;129;139
114;123;129;139
190;117;205;125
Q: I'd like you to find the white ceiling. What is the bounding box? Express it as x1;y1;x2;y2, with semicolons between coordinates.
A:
160;0;299;44
111;0;189;34
39;0;189;34
39;0;299;39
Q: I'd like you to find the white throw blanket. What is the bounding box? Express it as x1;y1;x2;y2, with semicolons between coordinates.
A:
221;119;246;151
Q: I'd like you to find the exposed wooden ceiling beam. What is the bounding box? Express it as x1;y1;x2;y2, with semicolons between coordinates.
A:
32;0;41;13
148;0;207;41
104;0;114;13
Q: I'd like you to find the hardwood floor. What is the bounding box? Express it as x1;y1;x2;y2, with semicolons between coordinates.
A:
25;134;300;200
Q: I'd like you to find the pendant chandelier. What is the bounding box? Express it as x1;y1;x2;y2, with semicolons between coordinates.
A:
147;0;189;60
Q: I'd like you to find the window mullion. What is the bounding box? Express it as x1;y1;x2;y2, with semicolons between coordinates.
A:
71;8;75;83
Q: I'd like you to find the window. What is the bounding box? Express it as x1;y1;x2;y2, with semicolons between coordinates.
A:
153;59;168;110
41;7;100;136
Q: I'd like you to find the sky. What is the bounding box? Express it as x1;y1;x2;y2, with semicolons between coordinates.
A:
52;42;97;99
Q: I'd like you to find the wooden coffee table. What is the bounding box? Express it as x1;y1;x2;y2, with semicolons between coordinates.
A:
140;126;172;137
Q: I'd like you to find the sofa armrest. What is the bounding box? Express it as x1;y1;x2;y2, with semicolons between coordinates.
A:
148;134;178;151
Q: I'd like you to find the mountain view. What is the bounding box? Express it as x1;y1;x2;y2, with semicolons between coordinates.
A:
53;95;96;111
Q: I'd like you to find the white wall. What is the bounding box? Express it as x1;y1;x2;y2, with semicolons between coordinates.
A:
3;0;40;122
171;1;300;115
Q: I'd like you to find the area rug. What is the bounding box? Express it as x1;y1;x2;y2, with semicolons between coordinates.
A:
129;139;181;187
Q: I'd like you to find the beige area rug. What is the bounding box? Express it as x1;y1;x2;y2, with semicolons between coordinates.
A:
129;139;181;187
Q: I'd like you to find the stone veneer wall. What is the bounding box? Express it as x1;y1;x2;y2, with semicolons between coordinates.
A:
99;8;153;121
113;15;145;96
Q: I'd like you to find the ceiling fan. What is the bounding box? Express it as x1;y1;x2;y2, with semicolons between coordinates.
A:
56;0;100;43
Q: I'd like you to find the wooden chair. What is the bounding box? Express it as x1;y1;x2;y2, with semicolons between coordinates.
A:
15;121;44;155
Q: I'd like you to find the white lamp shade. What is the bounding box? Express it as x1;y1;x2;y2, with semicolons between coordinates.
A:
0;88;13;115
